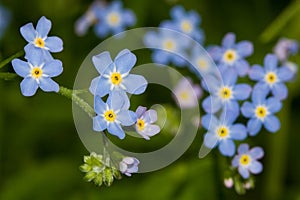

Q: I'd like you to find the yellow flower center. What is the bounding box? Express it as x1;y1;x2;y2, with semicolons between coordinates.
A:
163;39;175;51
180;91;189;100
104;110;116;122
136;118;145;131
265;72;277;85
223;50;237;63
110;72;122;85
34;37;45;48
255;106;268;119
107;12;120;26
217;126;229;138
197;58;208;71
239;154;251;166
219;86;232;100
31;67;43;79
180;20;192;33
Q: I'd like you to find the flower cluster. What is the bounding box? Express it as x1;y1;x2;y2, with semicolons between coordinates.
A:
11;16;63;96
75;0;136;38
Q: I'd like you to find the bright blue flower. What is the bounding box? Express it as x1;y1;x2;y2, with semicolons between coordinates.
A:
144;29;190;67
119;157;139;176
20;16;63;60
160;5;204;43
93;91;137;139
202;112;247;157
202;69;251;114
0;5;11;39
89;49;147;97
94;1;136;38
249;54;294;100
273;38;299;62
135;106;160;140
208;32;253;77
232;143;264;179
241;88;282;136
11;50;63;96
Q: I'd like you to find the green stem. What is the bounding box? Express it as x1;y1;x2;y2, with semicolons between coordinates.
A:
0;50;24;69
0;72;18;80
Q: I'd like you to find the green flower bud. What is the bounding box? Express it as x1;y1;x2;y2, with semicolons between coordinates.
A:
103;167;114;186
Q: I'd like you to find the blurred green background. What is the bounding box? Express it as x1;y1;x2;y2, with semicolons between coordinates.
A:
1;0;300;199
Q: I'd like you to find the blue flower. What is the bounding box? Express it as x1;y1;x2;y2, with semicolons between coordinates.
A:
94;1;136;38
160;5;204;43
89;49;147;97
119;157;139;176
202;112;247;157
209;32;253;77
135;106;160;140
11;50;63;96
144;29;190;67
273;38;299;62
0;5;11;40
93;91;137;139
241;88;282;136
249;54;294;100
202;69;251;114
20;16;63;60
232;143;264;179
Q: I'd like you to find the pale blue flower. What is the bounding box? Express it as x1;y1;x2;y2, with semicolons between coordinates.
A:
93;91;137;139
135;106;160;140
249;54;294;100
232;143;264;179
119;157;139;176
273;37;298;62
89;49;147;97
11;50;63;96
0;5;11;39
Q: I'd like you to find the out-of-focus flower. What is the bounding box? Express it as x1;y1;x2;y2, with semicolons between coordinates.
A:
273;37;299;62
119;157;139;176
0;4;11;40
224;178;234;188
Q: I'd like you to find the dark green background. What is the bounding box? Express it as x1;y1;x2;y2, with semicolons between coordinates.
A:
1;0;300;199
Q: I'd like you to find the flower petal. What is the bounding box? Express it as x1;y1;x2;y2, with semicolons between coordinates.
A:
42;59;63;77
266;97;282;113
249;161;263;174
115;51;137;74
238;166;250;179
36;16;51;38
139;124;160;140
202;96;222;114
204;132;218;148
93;115;107;132
123;74;147;95
201;114;218;130
233;84;251;100
107;91;129;111
107;122;125;139
12;59;30;77
92;51;113;74
25;47;44;66
236;41;253;57
277;66;294;82
94;95;106;114
20;77;39;96
264;115;280;133
249;64;265;81
219;139;235;156
143;109;157;123
238;143;249;154
117;110;136;126
247;118;262;136
45;36;63;52
272;82;288;100
95;76;111;97
264;54;278;71
241;101;254;118
230;124;247;140
39;77;59;92
249;147;264;159
222;33;236;48
135;106;147;118
89;77;100;95
223;68;238;86
232;156;240;167
20;23;36;42
234;59;249;77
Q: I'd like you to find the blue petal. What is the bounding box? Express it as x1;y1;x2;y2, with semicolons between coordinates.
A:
118;110;136;126
139;124;160;140
143;31;160;48
123;74;147;95
42;59;63;77
277;66;294;82
93;115;107;132
25;47;44;66
252;84;269;104
235;41;253;57
202;96;222;114
144;109;157;123
230;124;247;140
201;114;219;130
204;132;218;148
208;46;224;61
238;143;249;154
232;156;240;167
95;76;111;97
219;139;235;156
249;161;263;174
221;109;239;124
264;115;280;133
45;36;63;52
170;5;185;20
135;106;147;118
222;33;236;48
264;54;278;71
225;100;240;117
152;50;170;65
94;95;106;114
89;77;100;95
107;91;128;111
20;23;36;42
272;83;288;100
115;49;131;60
266;97;282;113
188;10;201;24
247;118;262;136
115;51;137;74
234;59;249;77
12;59;30;77
249;65;265;81
123;10;136;25
92;51;113;74
20;77;39;96
39;77;59;92
249;147;264;159
36;16;51;38
238;166;250;179
234;84;251;100
241;101;254;118
223;68;238;86
94;23;110;38
107;122;125;139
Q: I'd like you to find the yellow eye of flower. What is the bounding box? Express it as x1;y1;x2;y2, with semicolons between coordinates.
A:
180;20;192;33
104;110;116;122
31;67;43;79
223;50;237;63
265;72;277;85
110;72;122;85
163;39;175;51
34;37;45;48
255;106;268;119
219;87;232;100
107;12;120;26
240;154;251;166
136;118;145;131
180;91;189;100
217;126;229;138
197;58;208;71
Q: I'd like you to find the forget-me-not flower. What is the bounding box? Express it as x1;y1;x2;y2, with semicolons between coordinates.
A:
89;49;147;97
160;5;204;43
273;37;299;62
93;91;137;139
20;16;63;60
232;143;264;179
202;112;247;157
209;32;253;77
11;50;63;96
0;5;11;40
241;88;282;136
135;106;160;140
119;157;139;176
249;54;294;100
